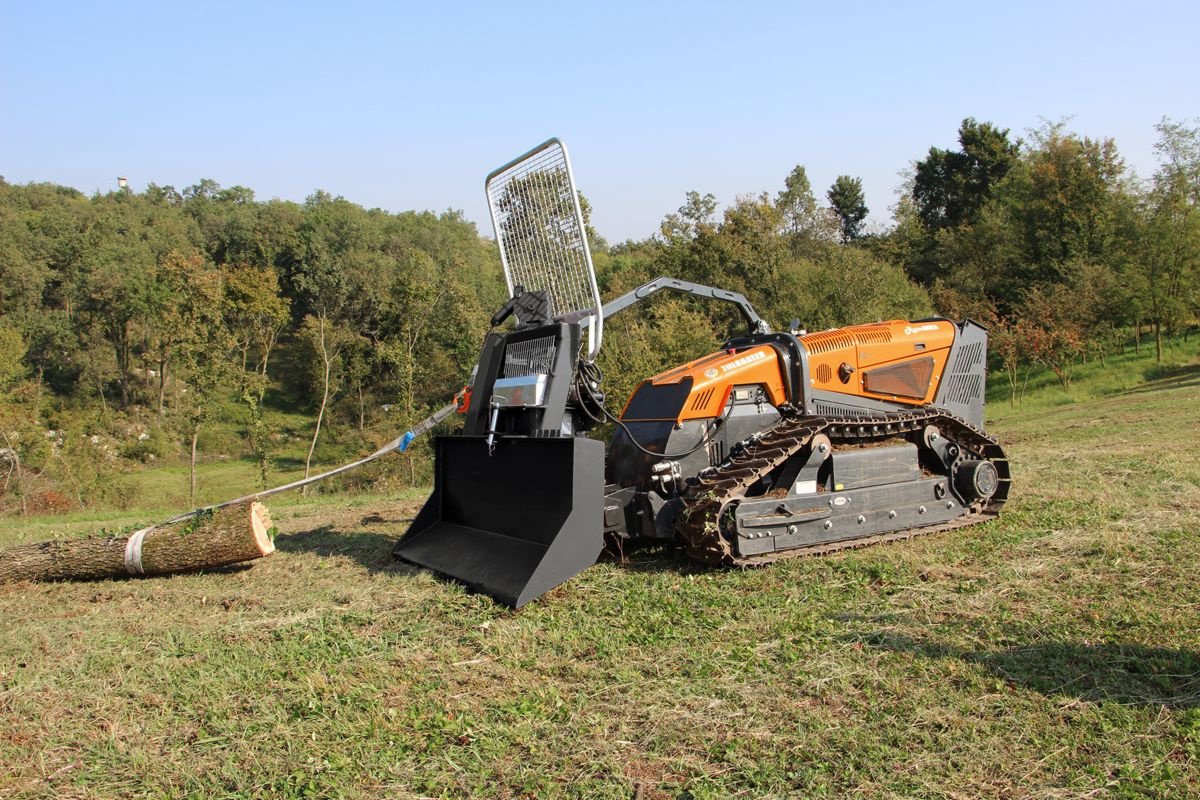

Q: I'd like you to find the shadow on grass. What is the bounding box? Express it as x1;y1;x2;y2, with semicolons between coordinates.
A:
847;629;1200;708
274;520;420;576
273;511;715;606
1121;361;1200;396
602;540;711;576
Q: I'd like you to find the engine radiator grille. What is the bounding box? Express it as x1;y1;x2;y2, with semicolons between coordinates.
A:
952;341;985;373
503;336;556;377
934;323;988;427
943;373;983;406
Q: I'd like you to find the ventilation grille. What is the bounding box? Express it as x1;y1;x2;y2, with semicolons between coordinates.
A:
855;327;893;345
816;364;832;383
690;388;715;411
952;341;984;373
815;402;873;418
503;336;556;377
943;373;983;405
707;438;725;466
802;331;855;354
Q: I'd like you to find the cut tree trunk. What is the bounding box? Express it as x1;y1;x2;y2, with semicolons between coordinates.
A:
0;501;275;584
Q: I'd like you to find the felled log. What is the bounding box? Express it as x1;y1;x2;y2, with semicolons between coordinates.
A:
0;501;275;584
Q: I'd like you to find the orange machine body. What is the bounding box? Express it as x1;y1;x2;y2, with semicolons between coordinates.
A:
621;319;957;422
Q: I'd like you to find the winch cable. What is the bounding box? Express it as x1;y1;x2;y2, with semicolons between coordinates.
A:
161;399;460;525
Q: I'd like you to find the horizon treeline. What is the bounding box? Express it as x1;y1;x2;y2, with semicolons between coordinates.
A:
0;117;1197;514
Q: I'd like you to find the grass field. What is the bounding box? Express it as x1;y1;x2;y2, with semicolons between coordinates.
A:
1;344;1198;799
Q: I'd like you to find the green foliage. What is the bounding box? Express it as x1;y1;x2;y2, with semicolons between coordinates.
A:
118;427;173;463
826;175;869;242
913;117;1020;234
0;323;26;389
0;177;503;511
2;117;1197;512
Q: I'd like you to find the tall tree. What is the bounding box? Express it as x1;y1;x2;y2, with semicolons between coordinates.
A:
659;191;717;243
173;262;234;506
827;176;868;242
1135;118;1200;360
775;165;836;256
913;117;1020;232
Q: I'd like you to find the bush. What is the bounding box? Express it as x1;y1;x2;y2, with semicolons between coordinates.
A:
119;427;173;462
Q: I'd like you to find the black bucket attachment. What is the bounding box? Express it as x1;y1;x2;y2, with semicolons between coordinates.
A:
393;435;605;608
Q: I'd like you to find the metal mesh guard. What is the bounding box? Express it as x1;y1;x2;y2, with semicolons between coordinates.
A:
503;336;556;378
485;139;602;333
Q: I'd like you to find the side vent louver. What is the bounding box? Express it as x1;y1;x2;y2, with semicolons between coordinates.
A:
815;402;872;418
855;328;893;345
690;388;715;411
816;364;832;383
952;341;984;373
935;323;988;428
944;373;983;405
801;331;856;355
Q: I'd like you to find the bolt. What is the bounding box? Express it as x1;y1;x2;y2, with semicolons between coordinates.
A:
857;515;866;524
788;525;798;534
818;443;828;453
888;510;897;519
930;432;939;441
918;505;927;514
823;520;833;530
946;501;954;509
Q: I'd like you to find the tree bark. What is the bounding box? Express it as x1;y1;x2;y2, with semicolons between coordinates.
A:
304;314;332;493
0;501;275;584
157;355;167;419
190;426;199;507
0;430;26;517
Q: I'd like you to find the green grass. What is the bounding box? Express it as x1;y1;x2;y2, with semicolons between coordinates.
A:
985;332;1200;421
1;347;1199;798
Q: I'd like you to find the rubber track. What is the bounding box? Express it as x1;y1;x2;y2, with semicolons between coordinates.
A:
674;409;1010;566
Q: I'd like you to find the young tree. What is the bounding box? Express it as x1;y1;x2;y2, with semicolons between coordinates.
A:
298;313;348;486
659;191;718;243
1017;284;1085;390
0;324;30;515
1135;117;1200;360
222;262;289;485
827;176;868;242
775;165;838;256
175;265;235;506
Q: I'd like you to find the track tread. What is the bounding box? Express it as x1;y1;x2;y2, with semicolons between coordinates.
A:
674;410;1010;566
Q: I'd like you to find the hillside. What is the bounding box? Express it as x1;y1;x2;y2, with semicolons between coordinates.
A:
0;353;1198;798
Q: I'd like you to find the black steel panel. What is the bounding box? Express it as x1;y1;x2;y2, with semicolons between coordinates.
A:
831;443;919;490
394;436;604;608
734;475;964;555
934;320;988;427
621;378;693;421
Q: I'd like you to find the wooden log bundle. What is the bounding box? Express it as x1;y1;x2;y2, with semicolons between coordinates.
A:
0;501;275;584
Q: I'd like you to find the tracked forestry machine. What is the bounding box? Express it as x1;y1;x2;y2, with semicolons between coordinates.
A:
393;139;1010;607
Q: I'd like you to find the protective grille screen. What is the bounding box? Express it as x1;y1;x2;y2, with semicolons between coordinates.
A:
485;140;599;321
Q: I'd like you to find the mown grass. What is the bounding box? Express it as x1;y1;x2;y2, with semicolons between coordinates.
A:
1;346;1198;798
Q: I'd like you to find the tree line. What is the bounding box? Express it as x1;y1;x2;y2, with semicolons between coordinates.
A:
0;117;1196;514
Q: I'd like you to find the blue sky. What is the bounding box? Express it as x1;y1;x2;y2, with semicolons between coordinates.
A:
2;1;1197;242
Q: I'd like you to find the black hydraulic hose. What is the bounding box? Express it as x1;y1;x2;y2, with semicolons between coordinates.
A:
575;360;733;460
